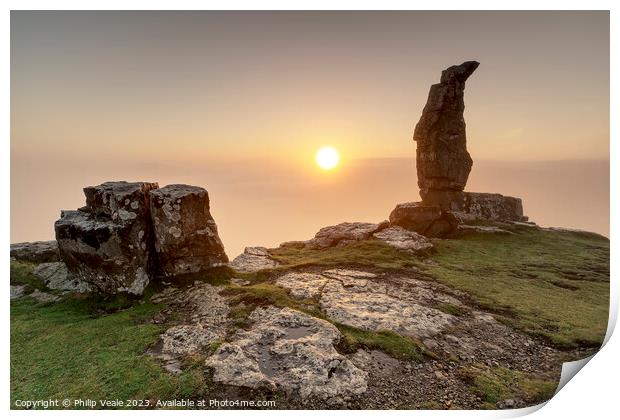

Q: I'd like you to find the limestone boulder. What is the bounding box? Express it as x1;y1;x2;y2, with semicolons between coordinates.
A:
10;241;59;263
149;184;228;277
230;247;279;273
55;181;158;295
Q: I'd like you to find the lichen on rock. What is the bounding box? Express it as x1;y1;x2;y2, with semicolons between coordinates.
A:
206;306;368;401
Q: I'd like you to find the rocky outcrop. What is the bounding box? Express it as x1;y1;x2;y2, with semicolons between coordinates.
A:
10;241;58;263
386;60;528;237
414;61;478;204
230;247;279;273
150;185;228;277
55;182;158;295
55;181;227;295
206;306;368;401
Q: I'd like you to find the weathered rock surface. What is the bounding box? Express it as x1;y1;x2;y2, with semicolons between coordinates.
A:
296;220;436;251
276;269;458;338
10;241;59;263
456;192;526;222
275;272;328;299
10;285;26;300
372;225;434;253
151;283;230;356
306;221;388;249
414;61;478;203
150;184;228;277
230;247;279;273
161;324;222;355
320;274;455;338
206;306;368;400
55;181;158;295
29;289;61;303
389;202;458;237
34;262;92;293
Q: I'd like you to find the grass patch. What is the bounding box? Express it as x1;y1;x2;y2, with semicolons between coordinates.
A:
222;283;317;311
335;323;433;362
435;303;468;317
10;260;47;293
458;365;557;406
221;283;322;333
427;229;609;348
11;295;206;408
270;239;424;270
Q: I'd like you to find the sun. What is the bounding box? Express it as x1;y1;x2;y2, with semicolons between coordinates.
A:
315;146;340;170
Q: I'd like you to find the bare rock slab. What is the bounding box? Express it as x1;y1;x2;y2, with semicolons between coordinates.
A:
206;306;368;400
55;181;158;295
150;184;228;277
230;247;279;273
276;269;456;339
275;272;329;299
320;277;454;338
34;262;92;293
10;241;59;263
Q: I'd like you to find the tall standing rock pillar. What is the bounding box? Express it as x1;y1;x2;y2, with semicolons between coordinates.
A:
414;61;479;209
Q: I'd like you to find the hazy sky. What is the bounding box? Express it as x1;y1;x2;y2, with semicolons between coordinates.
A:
10;11;609;255
12;11;609;164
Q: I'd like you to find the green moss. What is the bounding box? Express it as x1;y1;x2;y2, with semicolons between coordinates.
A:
10;260;47;293
222;283;319;313
270;239;425;270
427;229;609;348
435;303;467;317
10;296;207;408
335;323;432;362
458;365;557;406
